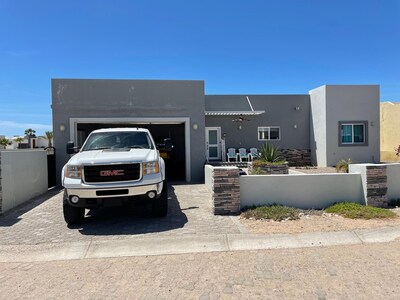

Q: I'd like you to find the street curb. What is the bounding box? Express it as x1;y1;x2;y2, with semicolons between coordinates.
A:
1;225;400;263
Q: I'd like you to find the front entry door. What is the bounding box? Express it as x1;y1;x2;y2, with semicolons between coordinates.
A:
206;127;221;160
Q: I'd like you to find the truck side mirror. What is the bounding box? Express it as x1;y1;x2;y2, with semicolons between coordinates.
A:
66;141;75;154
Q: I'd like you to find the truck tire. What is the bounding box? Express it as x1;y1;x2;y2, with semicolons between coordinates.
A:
63;191;85;224
152;182;168;217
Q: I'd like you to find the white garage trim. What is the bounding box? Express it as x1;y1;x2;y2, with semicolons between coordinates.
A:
69;117;191;182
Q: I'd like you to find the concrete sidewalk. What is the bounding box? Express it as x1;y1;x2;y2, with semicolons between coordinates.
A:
1;224;400;263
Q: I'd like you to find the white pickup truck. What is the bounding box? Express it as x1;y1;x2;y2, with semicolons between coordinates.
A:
62;128;167;225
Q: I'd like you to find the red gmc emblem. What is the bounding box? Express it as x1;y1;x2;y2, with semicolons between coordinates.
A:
100;170;125;177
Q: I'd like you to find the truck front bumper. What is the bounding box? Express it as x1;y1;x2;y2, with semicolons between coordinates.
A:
66;182;163;199
64;181;164;208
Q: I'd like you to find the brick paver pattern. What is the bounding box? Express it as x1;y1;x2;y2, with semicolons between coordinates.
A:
1;242;400;299
0;184;243;245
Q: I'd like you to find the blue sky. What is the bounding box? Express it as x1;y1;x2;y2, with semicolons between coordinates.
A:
1;0;399;136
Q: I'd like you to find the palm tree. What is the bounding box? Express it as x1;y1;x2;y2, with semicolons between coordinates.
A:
45;131;53;147
14;137;24;149
24;128;36;137
0;138;10;149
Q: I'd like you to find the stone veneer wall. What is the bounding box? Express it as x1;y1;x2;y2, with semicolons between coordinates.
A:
280;149;311;166
0;151;2;214
248;162;289;175
212;167;240;215
365;165;388;208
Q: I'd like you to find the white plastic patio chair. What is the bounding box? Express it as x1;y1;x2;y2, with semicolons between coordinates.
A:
248;148;258;161
226;148;237;162
238;148;248;162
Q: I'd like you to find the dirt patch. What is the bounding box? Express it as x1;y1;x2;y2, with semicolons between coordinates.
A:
239;208;400;234
290;166;337;174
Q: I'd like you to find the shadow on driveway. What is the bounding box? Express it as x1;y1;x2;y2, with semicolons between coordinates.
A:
71;184;189;236
0;187;63;227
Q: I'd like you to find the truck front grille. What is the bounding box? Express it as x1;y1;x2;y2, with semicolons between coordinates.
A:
83;164;141;183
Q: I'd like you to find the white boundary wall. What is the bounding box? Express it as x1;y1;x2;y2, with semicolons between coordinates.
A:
240;173;364;209
0;150;48;214
385;164;400;201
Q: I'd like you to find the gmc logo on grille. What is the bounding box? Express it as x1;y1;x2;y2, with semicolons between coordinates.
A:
99;170;125;177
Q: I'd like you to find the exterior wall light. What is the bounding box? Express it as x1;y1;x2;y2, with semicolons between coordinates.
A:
192;123;198;130
295;106;300;111
59;125;66;132
293;124;297;129
238;125;242;130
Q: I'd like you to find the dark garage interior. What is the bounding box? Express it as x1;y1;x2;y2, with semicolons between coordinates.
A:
76;123;186;181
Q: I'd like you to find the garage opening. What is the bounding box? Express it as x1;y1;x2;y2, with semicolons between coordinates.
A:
75;122;186;181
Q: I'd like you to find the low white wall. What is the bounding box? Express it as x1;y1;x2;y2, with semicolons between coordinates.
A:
240;174;364;209
0;150;48;213
386;164;400;201
204;165;213;191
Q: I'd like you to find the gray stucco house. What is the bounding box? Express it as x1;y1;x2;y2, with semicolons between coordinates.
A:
52;79;380;183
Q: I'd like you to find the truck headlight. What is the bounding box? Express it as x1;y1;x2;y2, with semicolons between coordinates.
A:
65;165;82;179
143;161;159;175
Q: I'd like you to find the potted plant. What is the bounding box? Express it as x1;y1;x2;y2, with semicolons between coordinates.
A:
249;142;288;174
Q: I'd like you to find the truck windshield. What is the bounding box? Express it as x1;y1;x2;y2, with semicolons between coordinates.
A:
81;132;154;151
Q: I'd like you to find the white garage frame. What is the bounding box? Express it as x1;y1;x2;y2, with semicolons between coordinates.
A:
69;117;191;182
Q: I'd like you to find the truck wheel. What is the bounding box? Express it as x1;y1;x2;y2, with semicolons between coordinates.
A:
63;192;85;224
152;182;168;217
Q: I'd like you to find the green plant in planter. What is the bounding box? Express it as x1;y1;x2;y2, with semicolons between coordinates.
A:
258;142;285;164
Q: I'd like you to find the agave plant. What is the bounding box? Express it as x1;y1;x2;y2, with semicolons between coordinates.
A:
259;142;283;163
336;158;353;173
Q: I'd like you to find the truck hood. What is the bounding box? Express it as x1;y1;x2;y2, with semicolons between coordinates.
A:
68;149;158;165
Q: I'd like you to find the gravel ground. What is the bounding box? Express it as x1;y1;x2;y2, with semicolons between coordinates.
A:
240;208;400;234
242;166;400;234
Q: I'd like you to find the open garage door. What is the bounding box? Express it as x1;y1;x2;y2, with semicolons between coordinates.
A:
72;119;188;181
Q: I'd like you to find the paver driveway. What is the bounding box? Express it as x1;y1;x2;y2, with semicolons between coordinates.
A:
0;183;245;246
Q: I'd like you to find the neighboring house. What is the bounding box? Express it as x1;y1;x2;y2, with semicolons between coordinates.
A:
10;136;28;149
30;136;50;148
1;136;50;149
380;102;400;162
51;79;380;183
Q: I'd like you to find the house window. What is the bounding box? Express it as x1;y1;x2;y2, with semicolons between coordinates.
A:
258;127;280;141
339;121;368;146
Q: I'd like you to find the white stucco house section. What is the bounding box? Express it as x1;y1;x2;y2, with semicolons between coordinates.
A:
310;85;380;167
309;85;327;166
325;85;380;166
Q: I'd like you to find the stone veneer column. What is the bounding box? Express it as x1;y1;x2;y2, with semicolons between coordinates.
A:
212;167;240;215
365;165;388;208
0;151;2;214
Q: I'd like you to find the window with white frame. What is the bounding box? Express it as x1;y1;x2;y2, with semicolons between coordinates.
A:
339;121;367;146
258;127;280;141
